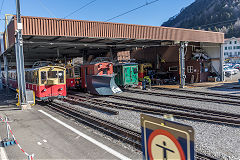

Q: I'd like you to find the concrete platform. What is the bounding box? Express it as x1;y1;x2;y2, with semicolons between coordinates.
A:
0;89;141;159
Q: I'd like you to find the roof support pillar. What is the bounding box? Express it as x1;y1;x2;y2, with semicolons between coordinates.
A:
179;41;188;88
220;44;224;81
3;54;8;88
15;0;27;105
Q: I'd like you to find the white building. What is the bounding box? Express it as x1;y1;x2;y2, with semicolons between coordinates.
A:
223;37;240;63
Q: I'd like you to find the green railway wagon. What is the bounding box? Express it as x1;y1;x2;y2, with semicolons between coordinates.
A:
114;63;138;87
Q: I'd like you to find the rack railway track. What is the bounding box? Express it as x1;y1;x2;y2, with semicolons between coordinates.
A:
44;100;216;160
64;95;119;115
110;95;240;127
44;101;141;148
68;93;240;127
152;87;240;100
124;89;240;106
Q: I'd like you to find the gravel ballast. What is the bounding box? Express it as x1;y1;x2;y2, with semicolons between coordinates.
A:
59;87;240;160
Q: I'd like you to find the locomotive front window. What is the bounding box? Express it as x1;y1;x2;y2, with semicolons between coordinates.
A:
58;71;64;83
41;71;47;84
48;71;57;78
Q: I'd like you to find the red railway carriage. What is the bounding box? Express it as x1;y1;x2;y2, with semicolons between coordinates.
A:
80;62;114;89
80;62;121;95
2;66;67;100
66;65;81;89
66;61;121;95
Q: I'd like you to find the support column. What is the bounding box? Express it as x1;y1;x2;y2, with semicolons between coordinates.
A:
220;44;224;81
15;0;27;105
3;54;8;87
109;48;113;61
82;50;87;64
0;58;2;90
179;42;188;88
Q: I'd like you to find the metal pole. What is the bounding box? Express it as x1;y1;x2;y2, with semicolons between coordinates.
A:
179;42;187;88
3;54;8;87
15;0;27;105
0;58;2;90
5;117;9;139
220;44;224;81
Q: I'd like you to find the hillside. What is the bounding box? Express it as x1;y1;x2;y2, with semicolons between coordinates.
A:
162;0;240;38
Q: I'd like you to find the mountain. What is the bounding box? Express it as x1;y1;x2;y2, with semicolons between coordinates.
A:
162;0;240;38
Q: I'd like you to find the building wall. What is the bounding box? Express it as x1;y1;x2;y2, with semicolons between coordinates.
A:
223;37;240;62
130;46;193;69
117;51;130;62
201;42;221;73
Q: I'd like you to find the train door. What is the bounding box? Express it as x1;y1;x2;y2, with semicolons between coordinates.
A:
85;67;87;89
130;65;138;85
124;66;131;85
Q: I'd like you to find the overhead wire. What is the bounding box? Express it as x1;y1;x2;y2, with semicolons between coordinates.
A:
0;0;5;15
37;0;57;18
63;0;97;19
104;0;160;22
75;0;161;35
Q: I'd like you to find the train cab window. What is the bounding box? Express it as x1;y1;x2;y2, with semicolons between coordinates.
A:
36;71;39;84
67;68;73;78
25;71;28;82
30;72;33;83
48;71;57;78
58;71;64;83
33;71;38;84
41;71;47;84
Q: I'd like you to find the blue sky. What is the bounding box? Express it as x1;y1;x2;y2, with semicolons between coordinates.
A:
0;0;195;32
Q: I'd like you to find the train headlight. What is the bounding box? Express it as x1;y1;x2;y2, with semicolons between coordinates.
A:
59;88;63;91
43;89;47;92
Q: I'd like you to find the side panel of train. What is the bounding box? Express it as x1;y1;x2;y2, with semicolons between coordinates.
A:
2;66;67;100
66;66;81;89
114;63;138;87
66;62;121;95
80;62;114;89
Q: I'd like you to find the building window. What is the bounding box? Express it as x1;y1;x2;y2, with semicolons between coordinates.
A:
230;41;232;44
225;47;227;50
228;46;232;50
235;41;237;44
187;66;193;73
237;46;240;49
238;52;240;56
169;66;178;71
224;52;228;55
229;52;232;56
234;46;236;49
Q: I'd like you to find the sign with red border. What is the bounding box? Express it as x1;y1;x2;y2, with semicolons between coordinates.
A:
141;114;194;160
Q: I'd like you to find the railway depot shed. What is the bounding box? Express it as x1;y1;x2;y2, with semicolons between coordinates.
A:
0;16;224;83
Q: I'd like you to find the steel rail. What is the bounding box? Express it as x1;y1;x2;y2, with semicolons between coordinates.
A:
124;89;240;106
43;101;216;160
64;95;119;115
195;152;217;160
109;95;240;127
45;101;141;149
152;87;240;100
68;93;240;126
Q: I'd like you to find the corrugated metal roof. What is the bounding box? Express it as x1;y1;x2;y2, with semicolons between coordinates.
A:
4;16;224;50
